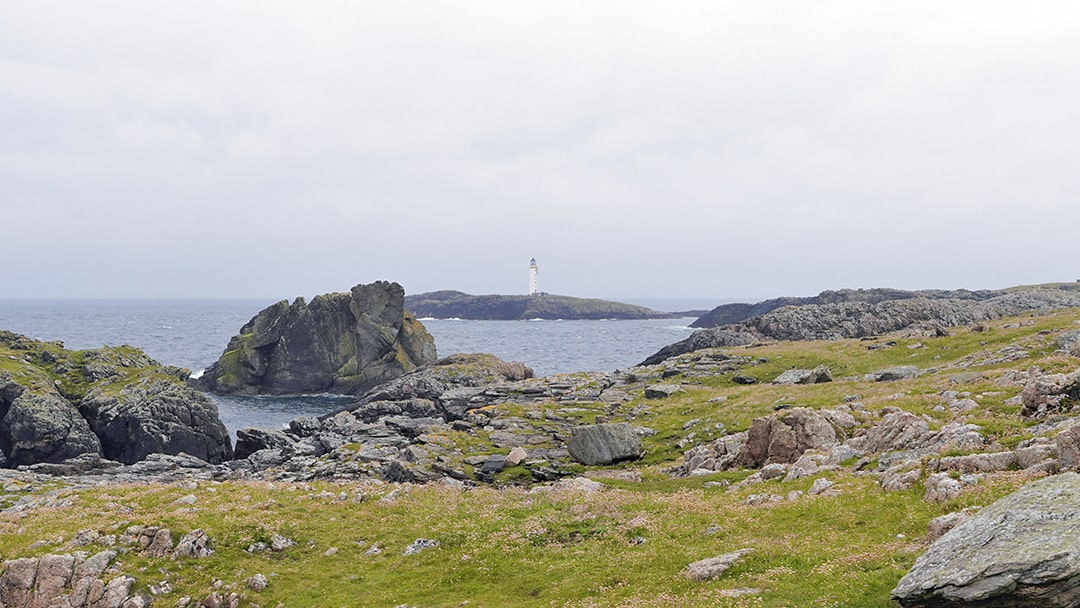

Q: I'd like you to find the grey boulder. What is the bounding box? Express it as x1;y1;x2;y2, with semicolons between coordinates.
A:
566;423;645;466
893;472;1080;607
772;365;833;385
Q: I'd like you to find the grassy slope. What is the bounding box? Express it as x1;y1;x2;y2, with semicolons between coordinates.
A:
4;310;1080;607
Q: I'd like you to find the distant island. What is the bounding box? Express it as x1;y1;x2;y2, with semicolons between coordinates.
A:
404;290;677;320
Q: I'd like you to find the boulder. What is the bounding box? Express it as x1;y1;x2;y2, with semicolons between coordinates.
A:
566;423;645;466
0;379;101;467
864;366;920;382
772;365;833;385
234;428;295;460
1021;369;1080;419
736;408;844;468
644;384;683;399
684;549;754;581
79;379;232;465
893;472;1080;607
198;281;437;395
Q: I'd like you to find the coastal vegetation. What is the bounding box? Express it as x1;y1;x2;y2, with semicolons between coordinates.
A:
5;303;1080;606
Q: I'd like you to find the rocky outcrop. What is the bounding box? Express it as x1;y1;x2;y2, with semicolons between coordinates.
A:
79;379;232;465
0;332;232;468
0;550;146;608
773;365;832;385
690;288;995;328
736;408;846;468
198;281;436;396
404;291;675;320
566;423;645;465
0;378;101;467
645;288;1080;364
893;473;1080;607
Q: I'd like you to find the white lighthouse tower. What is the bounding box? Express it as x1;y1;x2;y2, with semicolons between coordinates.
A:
529;258;539;296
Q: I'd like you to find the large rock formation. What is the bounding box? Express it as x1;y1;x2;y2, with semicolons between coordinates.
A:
79;379;232;465
893;473;1080;607
198;281;436;395
644;287;1080;365
0;331;232;468
0;550;146;608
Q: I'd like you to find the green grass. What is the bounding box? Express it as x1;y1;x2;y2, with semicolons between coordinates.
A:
5;310;1080;606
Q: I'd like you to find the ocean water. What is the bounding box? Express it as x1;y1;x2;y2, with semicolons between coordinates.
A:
0;300;697;435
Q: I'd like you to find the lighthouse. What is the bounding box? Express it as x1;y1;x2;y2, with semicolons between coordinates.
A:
529;258;539;296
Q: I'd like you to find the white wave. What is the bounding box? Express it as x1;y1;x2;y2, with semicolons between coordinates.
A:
190;368;205;380
418;317;437;321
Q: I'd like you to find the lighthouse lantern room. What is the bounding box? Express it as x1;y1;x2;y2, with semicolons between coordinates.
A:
529;258;539;296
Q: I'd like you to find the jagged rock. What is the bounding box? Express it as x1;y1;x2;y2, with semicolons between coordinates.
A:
864;366;921;382
880;461;922;492
79;379;232;465
772;365;833;385
144;528;174;558
923;472;963;503
736;408;844;468
670;433;747;476
402;538;439;556
356;353;534;420
199;281;437;395
0;550;146;608
808;478;835;496
506;447;527;466
893;473;1080;607
172;529;213;559
566;423;644;466
0;378;101;466
1056;329;1080;355
1057;420;1080;471
246;574;268;591
684;549;754;581
1021;369;1080;419
234;428;295;460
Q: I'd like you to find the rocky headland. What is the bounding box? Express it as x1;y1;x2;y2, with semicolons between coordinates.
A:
644;284;1080;365
404;290;676;320
197;281;436;395
0;331;231;468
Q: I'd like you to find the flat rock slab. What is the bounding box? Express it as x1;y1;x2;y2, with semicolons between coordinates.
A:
566;423;644;466
644;384;684;399
684;548;754;581
893;472;1080;607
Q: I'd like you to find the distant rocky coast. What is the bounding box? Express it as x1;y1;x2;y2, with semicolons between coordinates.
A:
404;290;676;320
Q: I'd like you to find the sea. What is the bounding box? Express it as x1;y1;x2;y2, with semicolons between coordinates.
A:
0;299;712;436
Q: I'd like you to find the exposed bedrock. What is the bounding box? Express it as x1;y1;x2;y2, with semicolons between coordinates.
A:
198;281;437;395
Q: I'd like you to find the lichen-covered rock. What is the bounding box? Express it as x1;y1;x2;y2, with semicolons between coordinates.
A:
736;408;844;468
684;549;754;581
893;472;1080;607
0;377;101;466
0;334;232;469
0;550;146;608
198;281;437;395
79;378;232;465
566;423;644;466
773;365;832;385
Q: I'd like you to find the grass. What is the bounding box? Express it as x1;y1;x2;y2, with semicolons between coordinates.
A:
4;310;1080;606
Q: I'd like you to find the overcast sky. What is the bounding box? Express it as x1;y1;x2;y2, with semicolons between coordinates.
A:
2;2;1078;302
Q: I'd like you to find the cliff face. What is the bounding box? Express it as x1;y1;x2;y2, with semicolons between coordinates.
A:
199;281;436;395
404;291;675;320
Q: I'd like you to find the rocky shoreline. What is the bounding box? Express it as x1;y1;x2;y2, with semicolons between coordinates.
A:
8;283;1080;605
